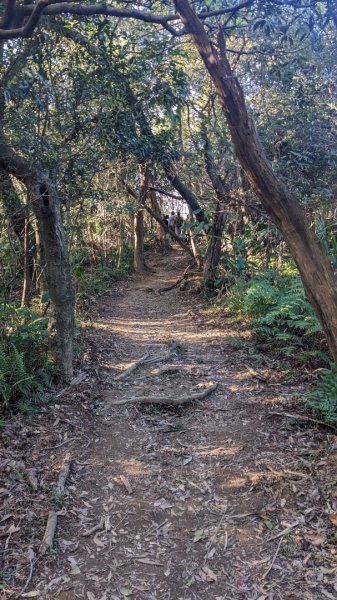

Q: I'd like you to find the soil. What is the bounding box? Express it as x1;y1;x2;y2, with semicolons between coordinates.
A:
1;248;337;600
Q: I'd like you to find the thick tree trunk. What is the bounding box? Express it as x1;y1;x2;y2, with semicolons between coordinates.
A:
202;124;227;281
175;0;337;365
133;209;145;272
203;203;226;281
149;190;170;248
163;161;206;224
30;180;74;380
0;130;74;379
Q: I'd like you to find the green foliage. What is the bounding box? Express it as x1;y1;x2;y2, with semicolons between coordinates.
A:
226;272;326;364
308;369;337;423
0;307;56;413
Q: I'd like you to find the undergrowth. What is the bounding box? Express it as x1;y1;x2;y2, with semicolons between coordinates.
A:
307;369;337;424
224;270;337;422
225;271;327;365
0;307;56;415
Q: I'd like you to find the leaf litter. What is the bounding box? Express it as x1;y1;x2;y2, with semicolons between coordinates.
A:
1;250;337;599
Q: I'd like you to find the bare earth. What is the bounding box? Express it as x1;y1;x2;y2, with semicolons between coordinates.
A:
1;249;337;600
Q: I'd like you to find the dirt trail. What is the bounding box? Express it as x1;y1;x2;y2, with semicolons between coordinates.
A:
2;249;337;600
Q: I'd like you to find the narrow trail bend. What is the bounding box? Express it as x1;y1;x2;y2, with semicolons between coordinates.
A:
2;249;336;600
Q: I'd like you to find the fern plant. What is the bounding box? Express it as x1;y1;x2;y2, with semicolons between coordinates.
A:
0;307;56;413
226;271;326;364
307;369;337;423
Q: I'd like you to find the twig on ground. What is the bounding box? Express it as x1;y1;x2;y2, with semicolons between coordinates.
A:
263;536;284;579
270;411;337;433
82;519;104;537
39;511;58;555
114;352;150;381
18;557;35;597
40;437;79;453
112;383;218;406
266;521;300;543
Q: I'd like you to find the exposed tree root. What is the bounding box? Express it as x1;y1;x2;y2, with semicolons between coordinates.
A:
158;260;201;293
113;383;217;406
270;411;337;433
114;352;150;381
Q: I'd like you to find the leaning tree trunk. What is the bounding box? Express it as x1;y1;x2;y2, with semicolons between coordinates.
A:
175;0;337;365
149;189;170;248
202;123;228;281
0;130;74;380
203;203;226;281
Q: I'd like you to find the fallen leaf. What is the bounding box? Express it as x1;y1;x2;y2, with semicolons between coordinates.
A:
193;529;205;543
68;556;81;575
263;519;273;530
305;532;325;546
93;533;105;548
120;475;132;494
21;593;40;598
329;514;337;527
199;565;217;582
120;586;133;597
136;558;163;566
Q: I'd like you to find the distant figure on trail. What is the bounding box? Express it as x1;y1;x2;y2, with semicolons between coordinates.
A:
168;211;175;241
163;215;169;227
175;211;183;238
168;211;175;230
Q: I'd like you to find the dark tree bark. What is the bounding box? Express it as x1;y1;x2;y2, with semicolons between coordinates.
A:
163;161;206;224
0;130;74;379
174;0;337;365
149;189;170;248
203;204;226;282
202;124;228;281
133;209;145;272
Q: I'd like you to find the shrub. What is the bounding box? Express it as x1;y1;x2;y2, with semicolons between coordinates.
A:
0;307;56;413
226;272;326;363
307;369;337;423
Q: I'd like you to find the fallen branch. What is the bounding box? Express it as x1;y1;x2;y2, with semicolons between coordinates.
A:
54;455;72;500
113;383;217;406
114;352;150;381
39;510;58;555
270;411;337;433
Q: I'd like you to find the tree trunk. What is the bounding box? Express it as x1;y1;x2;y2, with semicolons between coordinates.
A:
133;209;145;272
149;189;170;248
21;204;31;307
0;129;74;380
202;123;228;281
174;0;337;365
30;180;74;380
203;203;226;281
163;161;206;224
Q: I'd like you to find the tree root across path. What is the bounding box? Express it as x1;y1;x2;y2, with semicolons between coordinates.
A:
158;260;201;293
111;383;218;406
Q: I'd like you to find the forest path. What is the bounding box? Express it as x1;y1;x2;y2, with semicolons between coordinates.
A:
3;249;336;600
